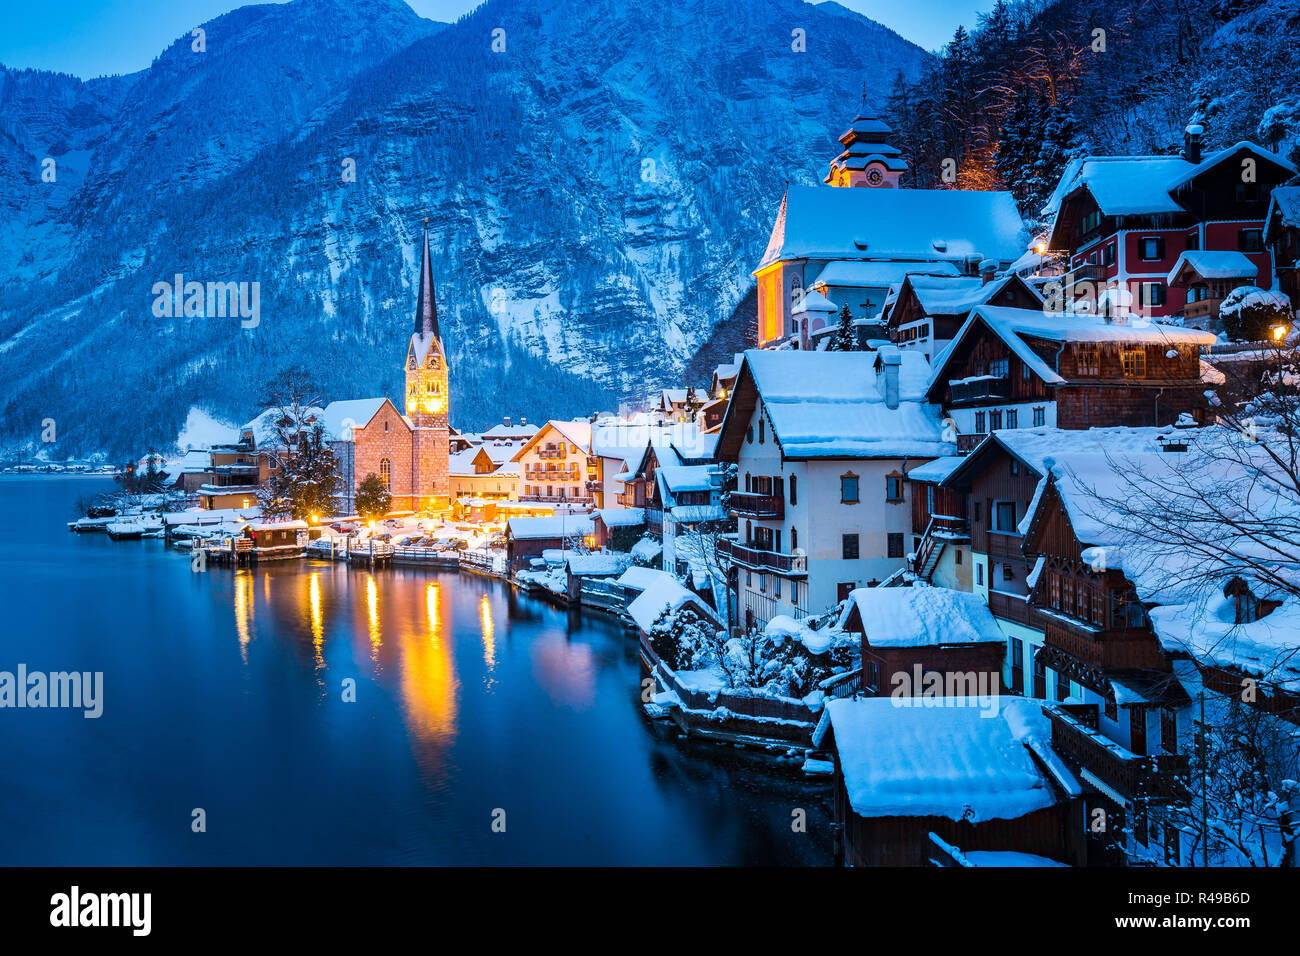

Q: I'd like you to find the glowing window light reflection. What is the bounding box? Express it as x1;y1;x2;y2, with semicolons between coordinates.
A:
480;595;495;671
366;575;381;657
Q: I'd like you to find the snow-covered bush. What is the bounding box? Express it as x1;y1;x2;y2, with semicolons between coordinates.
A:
1220;286;1294;342
647;605;720;672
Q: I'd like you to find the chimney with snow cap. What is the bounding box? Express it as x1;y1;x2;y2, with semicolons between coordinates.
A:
1183;123;1204;165
979;259;999;285
874;345;902;409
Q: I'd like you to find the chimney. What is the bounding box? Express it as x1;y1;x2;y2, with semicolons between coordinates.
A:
979;259;998;286
875;347;901;409
503;416;511;427
1183;123;1203;165
520;417;527;427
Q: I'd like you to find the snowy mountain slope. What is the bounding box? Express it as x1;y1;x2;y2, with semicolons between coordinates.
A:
0;0;929;456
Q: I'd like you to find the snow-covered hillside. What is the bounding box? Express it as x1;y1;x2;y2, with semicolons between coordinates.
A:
0;0;930;456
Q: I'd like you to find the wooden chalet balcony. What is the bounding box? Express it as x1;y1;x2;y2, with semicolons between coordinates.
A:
1044;704;1188;805
518;494;593;505
956;432;987;453
986;531;1025;560
1041;613;1169;671
585;479;602;492
718;537;807;576
536;448;566;459
987;589;1043;629
950;375;1012;403
524;469;578;481
1063;262;1107;289
730;492;784;519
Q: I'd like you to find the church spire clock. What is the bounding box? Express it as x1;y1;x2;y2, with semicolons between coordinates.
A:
824;98;908;189
404;219;451;511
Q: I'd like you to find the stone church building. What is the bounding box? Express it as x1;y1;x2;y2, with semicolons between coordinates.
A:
343;225;451;513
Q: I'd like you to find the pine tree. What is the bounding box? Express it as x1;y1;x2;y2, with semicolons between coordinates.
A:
355;472;393;521
828;303;856;352
258;423;342;520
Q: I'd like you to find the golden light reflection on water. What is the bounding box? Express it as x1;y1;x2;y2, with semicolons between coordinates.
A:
399;580;458;747
366;575;381;659
480;595;496;674
309;572;324;670
234;570;255;663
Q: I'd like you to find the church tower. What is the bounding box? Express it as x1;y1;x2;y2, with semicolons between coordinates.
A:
824;91;907;188
405;221;451;512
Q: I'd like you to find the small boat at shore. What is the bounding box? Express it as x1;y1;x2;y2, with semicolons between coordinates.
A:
106;522;145;540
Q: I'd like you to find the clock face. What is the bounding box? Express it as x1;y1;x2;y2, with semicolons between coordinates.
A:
866;167;884;185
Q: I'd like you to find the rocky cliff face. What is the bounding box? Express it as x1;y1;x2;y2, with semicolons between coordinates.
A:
0;0;929;456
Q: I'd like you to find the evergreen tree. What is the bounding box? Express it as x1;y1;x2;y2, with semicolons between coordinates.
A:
258;423;342;520
355;472;393;521
828;303;856;352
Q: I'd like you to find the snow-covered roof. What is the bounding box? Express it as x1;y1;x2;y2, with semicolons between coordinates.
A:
838;586;1005;647
905;455;965;484
626;570;720;632
246;520;308;531
812;260;961;289
597;507;646;527
320;398;387;441
656;464;715;495
792;288;837;315
1265;186;1300;242
240;405;326;448
591;420;695;461
512;419;594;460
824;696;1069;821
734;348;952;459
1166;250;1259;286
616;565;665;592
1022;428;1300;609
905;275;987;314
481;421;539;438
931;306;1216;396
1151;592;1300;693
1045;143;1296;220
564;553;633;576
758;185;1025;271
506;514;596;540
1045;155;1193;218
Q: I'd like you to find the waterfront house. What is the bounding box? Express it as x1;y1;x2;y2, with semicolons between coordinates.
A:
816;696;1084;866
511;420;598;507
505;513;596;572
715;346;952;629
837;586;1007;698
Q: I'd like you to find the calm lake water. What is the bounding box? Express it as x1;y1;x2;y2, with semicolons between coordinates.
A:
0;476;830;865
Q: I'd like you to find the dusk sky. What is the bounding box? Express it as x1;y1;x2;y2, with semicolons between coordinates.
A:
0;0;997;79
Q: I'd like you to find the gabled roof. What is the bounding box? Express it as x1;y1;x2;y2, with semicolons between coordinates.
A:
838;586;1005;647
1166;250;1259;286
925;306;1217;401
1264;185;1300;243
716;348;952;461
510;419;594;461
1165;141;1297;195
942;426;1185;490
757;185;1025;271
320;398;388;441
823;696;1072;821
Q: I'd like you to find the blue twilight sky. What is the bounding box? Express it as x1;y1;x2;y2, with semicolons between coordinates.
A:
0;0;997;79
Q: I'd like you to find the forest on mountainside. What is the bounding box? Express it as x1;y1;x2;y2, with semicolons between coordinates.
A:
884;0;1300;228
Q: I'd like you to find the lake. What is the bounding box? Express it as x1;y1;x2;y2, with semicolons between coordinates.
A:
0;476;831;865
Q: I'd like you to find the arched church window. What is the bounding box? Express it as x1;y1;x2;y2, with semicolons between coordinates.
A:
790;276;803;312
380;458;391;489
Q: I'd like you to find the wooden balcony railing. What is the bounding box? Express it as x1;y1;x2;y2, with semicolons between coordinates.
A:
718;537;808;576
730;492;784;520
950;376;1012;403
536;448;566;459
957;433;987;453
987;589;1042;629
1044;704;1188;805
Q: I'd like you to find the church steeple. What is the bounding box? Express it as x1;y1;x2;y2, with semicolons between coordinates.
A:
413;219;440;339
824;94;907;188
